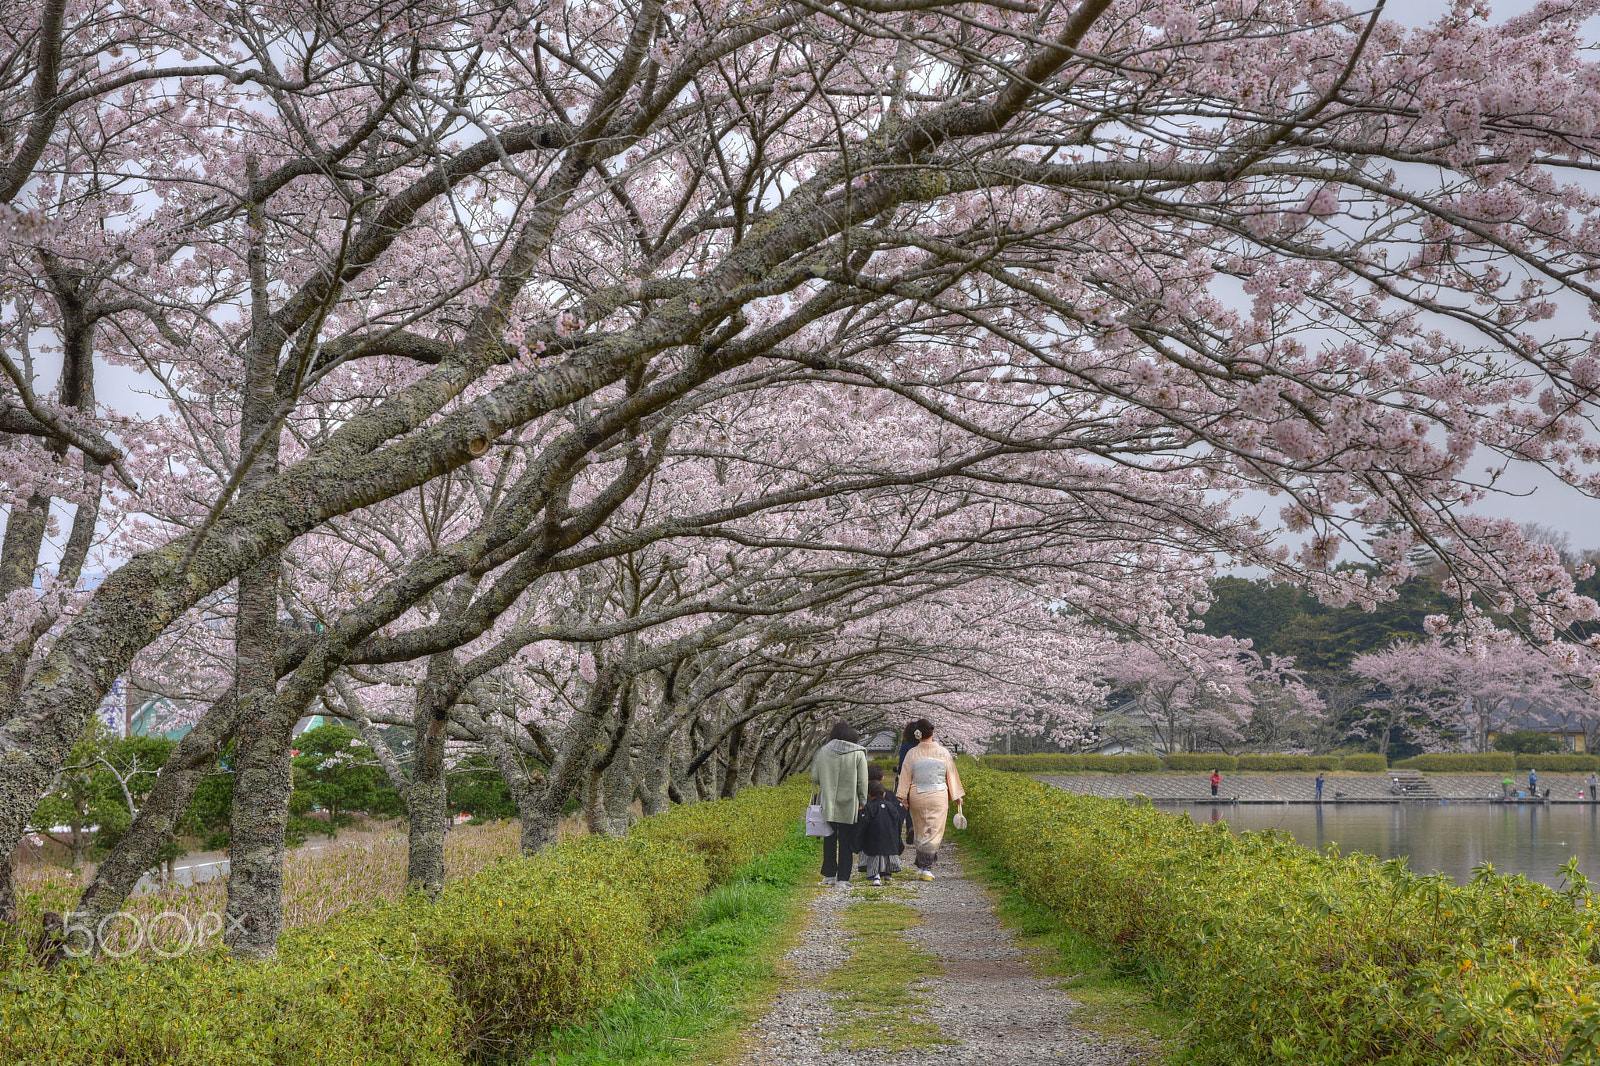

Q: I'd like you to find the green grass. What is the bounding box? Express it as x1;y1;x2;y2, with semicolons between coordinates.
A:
954;828;1206;1064
820;898;953;1052
528;831;817;1066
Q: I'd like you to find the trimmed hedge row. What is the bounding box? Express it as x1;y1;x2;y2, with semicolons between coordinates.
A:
976;753;1164;773
1393;753;1516;772
980;752;1390;773
1516;753;1600;772
1235;753;1342;771
0;778;811;1065
1160;753;1236;771
964;768;1600;1064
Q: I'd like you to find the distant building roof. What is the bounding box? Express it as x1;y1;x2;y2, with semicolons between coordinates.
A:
864;730;899;753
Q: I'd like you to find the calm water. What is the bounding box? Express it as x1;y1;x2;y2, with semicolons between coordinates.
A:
1175;802;1600;888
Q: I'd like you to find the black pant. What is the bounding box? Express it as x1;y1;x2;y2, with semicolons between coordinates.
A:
822;821;855;881
1211;785;1218;796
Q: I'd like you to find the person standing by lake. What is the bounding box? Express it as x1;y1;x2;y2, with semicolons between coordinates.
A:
811;721;868;887
895;719;964;881
1529;767;1540;795
1589;771;1599;802
1315;772;1325;802
1210;769;1221;798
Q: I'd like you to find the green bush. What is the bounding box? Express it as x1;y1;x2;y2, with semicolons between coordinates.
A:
1;777;812;1065
1392;753;1516;772
1339;753;1389;772
633;778;811;883
1235;754;1341;772
1079;754;1164;772
978;753;1081;772
1161;754;1237;771
981;753;1165;773
964;767;1600;1065
0;934;462;1065
1515;753;1600;772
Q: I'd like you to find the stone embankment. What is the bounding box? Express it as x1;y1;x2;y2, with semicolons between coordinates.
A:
1037;771;1599;804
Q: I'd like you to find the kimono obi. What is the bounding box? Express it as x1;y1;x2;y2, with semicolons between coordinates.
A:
909;755;948;794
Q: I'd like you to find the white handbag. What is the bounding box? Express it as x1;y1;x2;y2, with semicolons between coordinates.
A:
805;794;833;837
952;811;967;830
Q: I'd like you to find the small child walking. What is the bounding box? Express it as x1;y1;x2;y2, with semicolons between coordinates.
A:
860;765;886;875
856;781;913;885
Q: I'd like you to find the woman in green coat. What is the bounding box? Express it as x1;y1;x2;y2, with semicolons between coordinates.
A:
810;721;868;886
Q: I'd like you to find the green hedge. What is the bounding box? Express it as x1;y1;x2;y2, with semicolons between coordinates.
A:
0;778;811;1065
1392;753;1516;772
1161;754;1237;771
1514;753;1600;772
1235;754;1342;772
0;931;462;1065
977;753;1164;773
985;753;1396;773
964;767;1600;1064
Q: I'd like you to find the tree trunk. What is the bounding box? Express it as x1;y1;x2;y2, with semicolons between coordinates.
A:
601;746;636;835
223;180;288;959
408;651;468;897
0;850;13;926
223;558;287;959
638;737;671;816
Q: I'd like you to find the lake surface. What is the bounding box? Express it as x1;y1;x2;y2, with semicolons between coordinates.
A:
1176;802;1600;888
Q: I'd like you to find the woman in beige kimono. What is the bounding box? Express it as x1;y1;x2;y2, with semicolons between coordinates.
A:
894;718;963;881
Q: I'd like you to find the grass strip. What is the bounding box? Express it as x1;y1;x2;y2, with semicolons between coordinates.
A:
530;829;817;1065
953;826;1201;1065
821;897;952;1052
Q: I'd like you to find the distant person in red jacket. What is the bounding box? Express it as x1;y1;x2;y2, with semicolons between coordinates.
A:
1210;769;1221;797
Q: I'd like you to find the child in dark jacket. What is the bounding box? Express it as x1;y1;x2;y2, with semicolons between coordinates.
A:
856;781;913;885
859;764;885;874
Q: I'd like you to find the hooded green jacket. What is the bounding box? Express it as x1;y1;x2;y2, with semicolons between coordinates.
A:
811;739;868;823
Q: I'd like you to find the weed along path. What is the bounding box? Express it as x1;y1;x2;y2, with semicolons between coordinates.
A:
730;841;1149;1066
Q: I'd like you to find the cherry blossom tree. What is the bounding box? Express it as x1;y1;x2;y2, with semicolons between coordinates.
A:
11;0;1600;956
1352;638;1600;754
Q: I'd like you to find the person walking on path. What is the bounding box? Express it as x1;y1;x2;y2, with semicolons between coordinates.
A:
894;721;919;774
811;721;868;887
895;719;964;881
1210;769;1221;798
856;781;914;885
1315;772;1325;802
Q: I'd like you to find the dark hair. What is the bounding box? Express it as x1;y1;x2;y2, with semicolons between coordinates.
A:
868;780;886;798
868;764;884;780
901;721;919;742
911;718;935;742
828;720;861;743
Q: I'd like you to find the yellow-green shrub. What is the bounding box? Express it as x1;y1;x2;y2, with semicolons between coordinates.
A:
979;753;1083;772
1162;754;1237;771
633;777;811;883
965;767;1600;1065
2;778;811;1065
1235;753;1341;771
978;753;1165;773
0;933;461;1065
1515;753;1599;772
1393;753;1515;772
1340;753;1389;772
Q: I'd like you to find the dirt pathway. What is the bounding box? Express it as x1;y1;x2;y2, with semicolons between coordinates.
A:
732;841;1150;1066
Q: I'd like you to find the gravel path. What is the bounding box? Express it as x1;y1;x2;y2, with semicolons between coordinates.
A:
734;841;1148;1065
